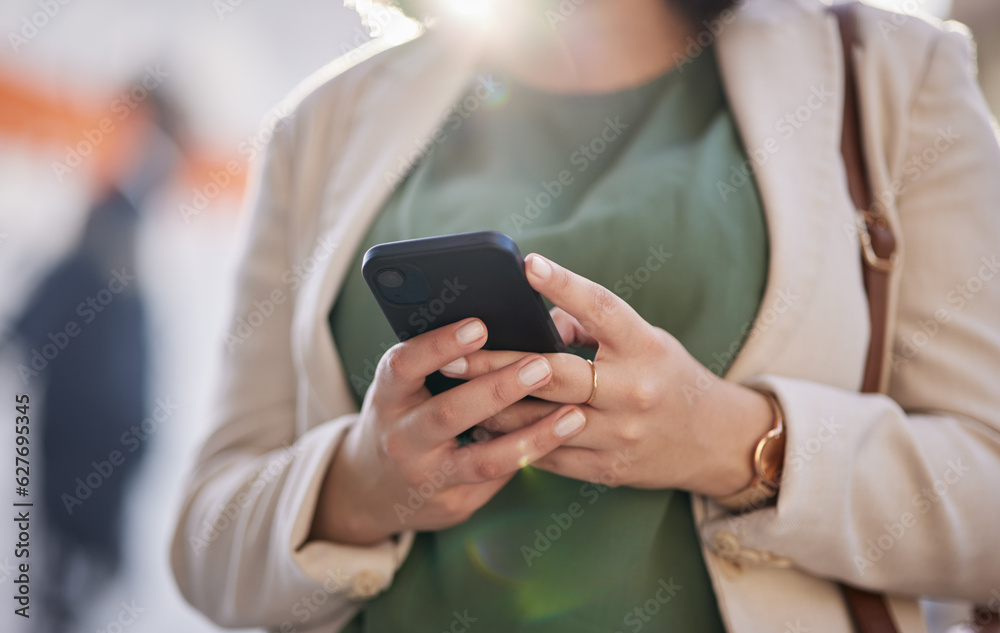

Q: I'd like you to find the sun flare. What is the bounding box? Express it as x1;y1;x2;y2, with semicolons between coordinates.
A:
439;0;495;22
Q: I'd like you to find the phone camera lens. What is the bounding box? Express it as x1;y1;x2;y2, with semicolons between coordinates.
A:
377;269;405;288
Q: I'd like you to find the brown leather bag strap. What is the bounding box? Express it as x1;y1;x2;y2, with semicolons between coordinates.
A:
841;587;899;633
831;1;898;394
830;4;901;633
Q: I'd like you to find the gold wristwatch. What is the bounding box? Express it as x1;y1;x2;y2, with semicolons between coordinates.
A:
713;391;785;511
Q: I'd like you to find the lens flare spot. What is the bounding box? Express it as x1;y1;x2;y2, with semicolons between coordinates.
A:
517;438;531;468
483;78;510;109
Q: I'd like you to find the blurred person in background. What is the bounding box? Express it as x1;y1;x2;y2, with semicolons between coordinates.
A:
6;86;183;633
172;0;1000;632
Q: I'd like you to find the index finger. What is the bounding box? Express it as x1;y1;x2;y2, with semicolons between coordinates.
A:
524;253;646;353
371;318;488;404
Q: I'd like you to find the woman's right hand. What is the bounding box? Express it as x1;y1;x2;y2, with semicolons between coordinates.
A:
309;318;588;546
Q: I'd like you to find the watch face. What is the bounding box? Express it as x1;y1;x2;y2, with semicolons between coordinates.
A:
759;428;786;488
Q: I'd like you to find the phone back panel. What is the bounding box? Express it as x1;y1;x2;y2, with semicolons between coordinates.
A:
362;231;565;355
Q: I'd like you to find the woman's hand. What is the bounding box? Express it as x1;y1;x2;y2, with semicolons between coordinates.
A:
441;254;774;497
310;318;588;546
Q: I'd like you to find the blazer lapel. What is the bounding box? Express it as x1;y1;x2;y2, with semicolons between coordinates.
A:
294;28;489;423
716;0;860;383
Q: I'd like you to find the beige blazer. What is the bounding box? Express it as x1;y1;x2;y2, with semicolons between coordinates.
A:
170;0;1000;631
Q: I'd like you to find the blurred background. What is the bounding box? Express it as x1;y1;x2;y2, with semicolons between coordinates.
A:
0;1;995;632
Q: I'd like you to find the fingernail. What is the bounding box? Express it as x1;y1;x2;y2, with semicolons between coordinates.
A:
528;254;552;279
440;357;468;376
554;409;586;437
456;320;486;345
518;358;551;387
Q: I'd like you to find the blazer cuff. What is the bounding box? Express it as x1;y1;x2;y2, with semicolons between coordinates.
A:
287;414;416;600
701;374;851;573
701;372;999;599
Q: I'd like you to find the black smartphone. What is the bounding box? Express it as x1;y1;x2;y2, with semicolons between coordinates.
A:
362;231;565;395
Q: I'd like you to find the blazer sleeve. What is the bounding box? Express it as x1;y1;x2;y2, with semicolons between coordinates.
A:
704;25;1000;601
169;111;408;630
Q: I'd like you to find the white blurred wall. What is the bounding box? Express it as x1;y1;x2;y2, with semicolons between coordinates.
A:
0;2;376;632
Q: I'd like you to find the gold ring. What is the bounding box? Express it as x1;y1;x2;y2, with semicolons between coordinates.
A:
585;358;598;406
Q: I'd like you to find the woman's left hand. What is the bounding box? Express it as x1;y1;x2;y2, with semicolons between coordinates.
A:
440;253;774;497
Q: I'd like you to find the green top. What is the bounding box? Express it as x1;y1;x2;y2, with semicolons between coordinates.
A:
331;45;768;632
